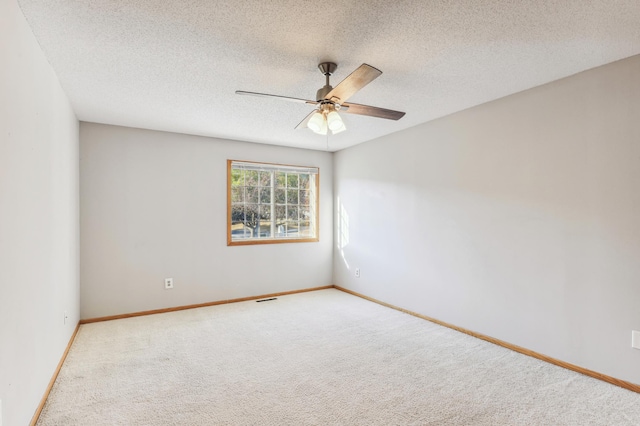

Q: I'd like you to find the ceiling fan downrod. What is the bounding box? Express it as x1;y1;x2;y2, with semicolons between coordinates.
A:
316;62;337;102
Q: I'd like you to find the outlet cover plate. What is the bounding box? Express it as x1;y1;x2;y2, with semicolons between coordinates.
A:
164;278;174;289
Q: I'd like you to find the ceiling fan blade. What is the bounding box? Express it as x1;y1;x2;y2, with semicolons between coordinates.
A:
295;110;317;130
342;102;405;120
236;91;317;105
324;64;382;103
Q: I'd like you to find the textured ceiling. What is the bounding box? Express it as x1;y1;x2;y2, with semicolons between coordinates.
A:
17;0;640;151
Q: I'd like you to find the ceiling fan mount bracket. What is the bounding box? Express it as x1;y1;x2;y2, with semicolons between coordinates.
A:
318;62;337;76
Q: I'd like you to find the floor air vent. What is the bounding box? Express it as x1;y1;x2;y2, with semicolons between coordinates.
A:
256;297;277;303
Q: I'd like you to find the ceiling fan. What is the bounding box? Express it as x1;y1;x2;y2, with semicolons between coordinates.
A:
236;62;405;135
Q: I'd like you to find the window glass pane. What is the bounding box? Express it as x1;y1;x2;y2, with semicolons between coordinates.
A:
286;220;299;236
287;173;299;188
275;188;286;204
231;222;251;239
299;173;309;188
259;188;271;204
260;225;272;238
259;171;271;187
287;189;298;205
244;170;258;186
231;187;244;203
231;207;250;241
246;187;258;203
299;190;310;206
231;169;244;186
231;204;245;220
259;205;271;220
287;206;299;220
275;205;286;227
299;206;312;221
255;209;272;238
257;228;271;238
276;172;286;187
241;204;260;236
299;220;312;237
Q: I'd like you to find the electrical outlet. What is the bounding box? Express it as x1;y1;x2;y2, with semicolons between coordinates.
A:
632;330;640;350
355;268;360;278
164;278;174;289
63;311;68;325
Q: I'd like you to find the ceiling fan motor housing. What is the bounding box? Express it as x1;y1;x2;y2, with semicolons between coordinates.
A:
316;85;333;101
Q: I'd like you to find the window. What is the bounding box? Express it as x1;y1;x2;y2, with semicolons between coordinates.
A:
227;160;319;245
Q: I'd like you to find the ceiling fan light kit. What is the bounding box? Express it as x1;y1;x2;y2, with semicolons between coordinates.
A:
326;110;343;131
308;111;327;134
307;101;346;135
236;62;405;136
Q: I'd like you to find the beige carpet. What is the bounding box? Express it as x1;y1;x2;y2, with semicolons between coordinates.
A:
38;289;640;425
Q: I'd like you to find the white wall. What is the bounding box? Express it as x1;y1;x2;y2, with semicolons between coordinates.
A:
333;55;640;385
0;1;80;425
80;123;333;319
